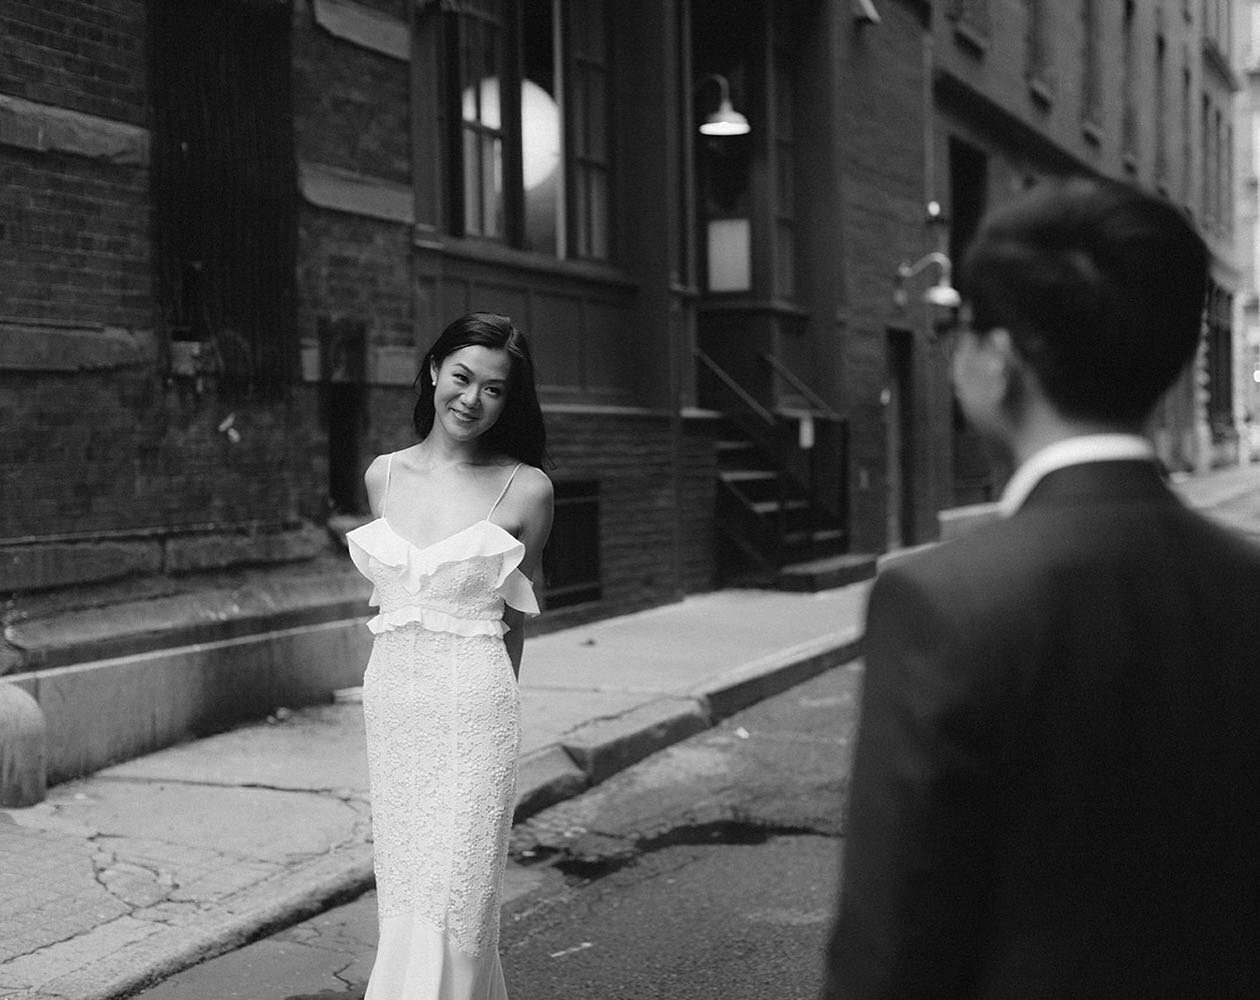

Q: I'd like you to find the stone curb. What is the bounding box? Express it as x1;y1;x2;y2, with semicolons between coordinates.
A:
4;627;867;1000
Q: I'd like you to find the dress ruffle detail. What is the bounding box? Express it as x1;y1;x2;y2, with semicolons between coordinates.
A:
347;518;539;619
366;605;510;638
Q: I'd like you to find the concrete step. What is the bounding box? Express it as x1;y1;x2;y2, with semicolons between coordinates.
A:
719;469;779;483
750;498;811;515
776;552;878;592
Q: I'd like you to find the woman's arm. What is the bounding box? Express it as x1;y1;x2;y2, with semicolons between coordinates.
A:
503;467;554;678
363;454;389;518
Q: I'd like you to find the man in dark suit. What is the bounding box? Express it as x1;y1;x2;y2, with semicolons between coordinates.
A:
823;176;1260;999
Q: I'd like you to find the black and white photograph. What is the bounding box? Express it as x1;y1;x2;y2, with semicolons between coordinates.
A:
2;2;1259;999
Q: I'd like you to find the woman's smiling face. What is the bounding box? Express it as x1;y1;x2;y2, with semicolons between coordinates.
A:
430;345;512;443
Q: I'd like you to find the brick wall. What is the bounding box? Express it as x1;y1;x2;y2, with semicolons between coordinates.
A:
0;1;327;593
0;0;147;124
837;0;933;552
0;0;150;328
0;149;152;327
292;2;410;184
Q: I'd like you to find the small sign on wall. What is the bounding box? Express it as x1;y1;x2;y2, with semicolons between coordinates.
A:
706;218;751;292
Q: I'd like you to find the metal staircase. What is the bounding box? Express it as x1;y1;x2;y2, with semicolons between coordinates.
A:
698;349;875;590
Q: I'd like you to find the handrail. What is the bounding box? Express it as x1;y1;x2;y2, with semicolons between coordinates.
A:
694;348;776;427
759;352;843;421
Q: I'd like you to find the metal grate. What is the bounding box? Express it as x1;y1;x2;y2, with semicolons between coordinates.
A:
149;0;298;386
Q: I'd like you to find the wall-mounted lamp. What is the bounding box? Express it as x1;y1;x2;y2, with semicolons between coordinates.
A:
852;0;881;26
894;251;962;309
696;73;750;136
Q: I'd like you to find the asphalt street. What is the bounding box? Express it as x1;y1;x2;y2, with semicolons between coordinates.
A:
128;662;863;1000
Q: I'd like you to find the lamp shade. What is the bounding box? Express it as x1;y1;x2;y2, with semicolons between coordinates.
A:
924;282;961;309
700;97;750;136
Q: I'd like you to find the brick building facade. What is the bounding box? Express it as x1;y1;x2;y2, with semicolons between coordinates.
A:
931;0;1243;490
9;1;1238;775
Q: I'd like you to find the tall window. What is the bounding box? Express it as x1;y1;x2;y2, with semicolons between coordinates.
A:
568;1;611;259
1122;0;1137;161
1205;281;1234;440
772;47;796;299
450;1;507;240
1203;93;1215;224
442;0;612;261
1026;0;1052;88
1155;33;1168;184
947;0;990;41
1183;64;1193;206
1081;0;1101;126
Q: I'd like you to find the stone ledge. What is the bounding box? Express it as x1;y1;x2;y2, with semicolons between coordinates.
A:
0;93;150;166
0;539;164;594
6;618;375;785
4;563;371;674
0;320;157;372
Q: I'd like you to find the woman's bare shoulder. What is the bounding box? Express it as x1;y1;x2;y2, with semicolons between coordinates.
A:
512;463;553;502
364;453;390;484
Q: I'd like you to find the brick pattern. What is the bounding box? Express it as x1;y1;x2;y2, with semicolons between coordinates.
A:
293;4;411;185
0;0;147;125
545;411;707;612
297;208;415;356
835;2;935;553
0;148;152;329
0;368;324;560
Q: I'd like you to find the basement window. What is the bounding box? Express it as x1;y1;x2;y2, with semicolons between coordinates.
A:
542;480;601;608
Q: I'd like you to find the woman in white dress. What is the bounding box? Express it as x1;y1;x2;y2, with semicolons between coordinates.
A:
346;313;553;1000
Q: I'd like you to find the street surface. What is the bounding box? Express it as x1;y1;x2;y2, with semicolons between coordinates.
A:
129;662;862;1000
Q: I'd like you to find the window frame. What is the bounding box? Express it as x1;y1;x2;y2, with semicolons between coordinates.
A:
438;0;613;262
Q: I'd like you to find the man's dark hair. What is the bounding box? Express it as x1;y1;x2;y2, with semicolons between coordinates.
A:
956;176;1208;425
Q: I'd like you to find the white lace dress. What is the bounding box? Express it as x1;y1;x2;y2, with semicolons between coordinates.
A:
347;459;537;1000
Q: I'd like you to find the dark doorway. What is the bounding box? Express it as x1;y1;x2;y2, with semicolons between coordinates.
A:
319;318;367;515
885;328;915;548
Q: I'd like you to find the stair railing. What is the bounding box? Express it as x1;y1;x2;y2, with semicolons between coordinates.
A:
760;353;849;540
695;347;790;560
760;352;842;419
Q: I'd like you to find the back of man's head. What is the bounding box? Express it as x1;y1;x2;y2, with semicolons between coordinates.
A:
957;176;1208;426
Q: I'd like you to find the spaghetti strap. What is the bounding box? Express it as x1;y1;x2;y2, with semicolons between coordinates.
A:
380;453;394;518
487;463;523;520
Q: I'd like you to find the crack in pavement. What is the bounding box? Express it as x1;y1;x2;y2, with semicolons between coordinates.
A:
524;814;838;883
89;775;370;799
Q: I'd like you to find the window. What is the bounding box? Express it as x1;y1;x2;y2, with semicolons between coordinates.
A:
1203;93;1214;224
1081;0;1101;126
1122;0;1137;161
1156;33;1168;184
1026;0;1053;90
1182;65;1193;205
947;0;990;42
568;2;612;259
772;47;796;300
1204;281;1234;442
542;480;601;608
442;0;612;260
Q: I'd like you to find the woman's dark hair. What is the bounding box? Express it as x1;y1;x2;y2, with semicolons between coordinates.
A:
957;175;1207;426
413;312;548;467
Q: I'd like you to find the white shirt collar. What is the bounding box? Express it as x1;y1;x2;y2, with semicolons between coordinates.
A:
998;433;1157;517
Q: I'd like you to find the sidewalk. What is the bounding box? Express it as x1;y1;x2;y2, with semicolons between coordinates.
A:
0;584;869;1000
2;460;1256;1000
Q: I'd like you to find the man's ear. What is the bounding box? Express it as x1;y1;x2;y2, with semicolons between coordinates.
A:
983;327;1015;374
985;327;1032;414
